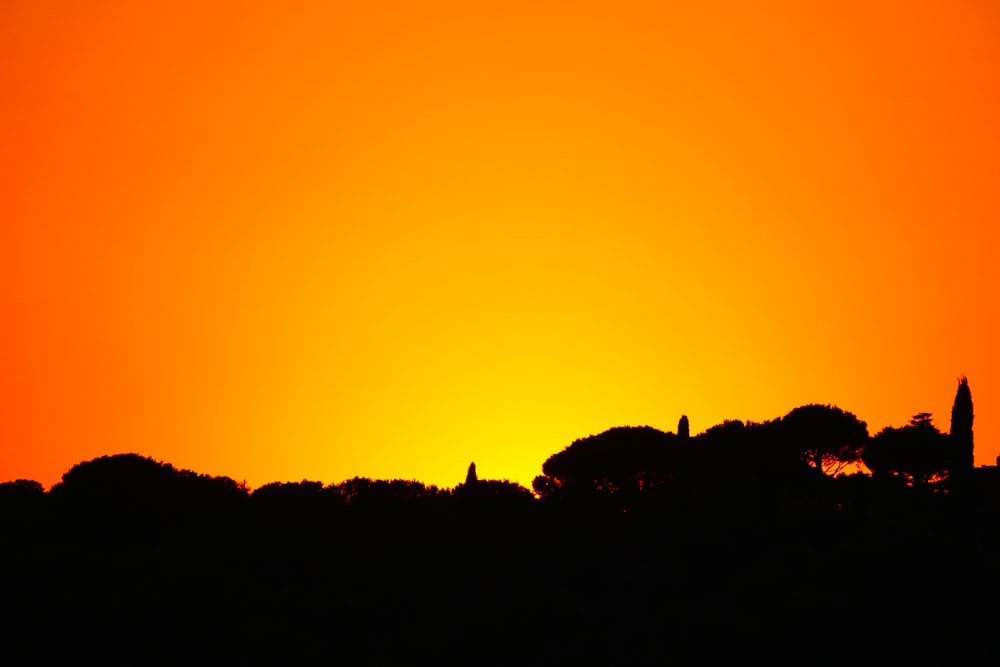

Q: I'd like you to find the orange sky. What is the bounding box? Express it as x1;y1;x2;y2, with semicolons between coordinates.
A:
2;0;998;490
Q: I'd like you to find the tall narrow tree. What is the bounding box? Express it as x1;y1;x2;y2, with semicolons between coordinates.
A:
949;376;974;473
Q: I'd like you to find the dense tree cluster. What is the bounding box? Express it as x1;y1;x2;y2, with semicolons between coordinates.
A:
863;413;952;487
0;379;988;536
0;377;995;663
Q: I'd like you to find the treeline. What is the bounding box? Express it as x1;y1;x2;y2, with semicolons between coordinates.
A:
0;454;538;549
1;377;998;663
529;407;979;529
0;377;990;541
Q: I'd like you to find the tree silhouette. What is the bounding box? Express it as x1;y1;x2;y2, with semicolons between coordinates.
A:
688;417;812;520
777;404;868;476
333;477;443;509
531;473;563;500
451;477;535;524
678;415;690;439
251;480;338;524
863;413;951;487
0;479;46;530
0;479;43;495
466;461;478;485
949;376;974;477
48;454;183;528
536;426;676;509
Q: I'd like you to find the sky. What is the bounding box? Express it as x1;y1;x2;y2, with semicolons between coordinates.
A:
2;0;998;490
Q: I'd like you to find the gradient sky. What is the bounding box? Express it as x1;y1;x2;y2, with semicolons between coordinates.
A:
2;0;998;489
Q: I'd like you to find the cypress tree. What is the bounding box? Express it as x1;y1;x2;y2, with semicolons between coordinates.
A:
949;376;974;491
678;415;690;439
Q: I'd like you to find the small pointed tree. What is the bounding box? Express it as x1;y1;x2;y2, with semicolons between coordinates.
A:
465;461;478;485
678;415;690;439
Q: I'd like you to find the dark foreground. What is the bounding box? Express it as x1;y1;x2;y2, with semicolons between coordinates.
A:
4;505;1000;666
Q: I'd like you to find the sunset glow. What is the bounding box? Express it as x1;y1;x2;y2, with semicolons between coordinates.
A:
2;0;998;489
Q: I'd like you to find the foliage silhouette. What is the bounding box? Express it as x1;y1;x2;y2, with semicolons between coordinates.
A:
0;479;44;495
334;476;443;507
777;404;869;476
0;478;44;508
536;425;676;510
677;414;690;439
949;376;975;494
453;478;532;504
863;413;951;487
0;479;46;535
45;453;249;546
1;377;998;663
251;479;342;537
451;477;535;537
